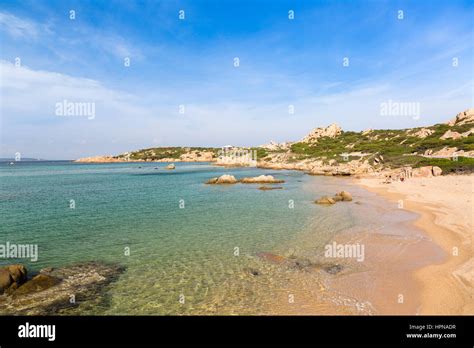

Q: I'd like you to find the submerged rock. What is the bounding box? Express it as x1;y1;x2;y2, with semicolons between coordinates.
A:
13;274;60;296
258;186;283;191
243;267;260;276
323;264;344;275
256;252;286;264
0;262;125;315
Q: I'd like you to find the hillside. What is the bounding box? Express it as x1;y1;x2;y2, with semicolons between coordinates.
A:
257;109;474;175
76;109;474;175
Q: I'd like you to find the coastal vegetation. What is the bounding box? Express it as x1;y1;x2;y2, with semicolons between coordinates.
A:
78;110;474;175
116;147;220;161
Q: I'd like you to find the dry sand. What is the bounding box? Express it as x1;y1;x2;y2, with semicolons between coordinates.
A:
355;174;473;314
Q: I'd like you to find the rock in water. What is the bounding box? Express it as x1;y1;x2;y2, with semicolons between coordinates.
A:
205;174;238;184
13;274;61;296
258;186;283;191
0;262;125;315
315;196;336;205
256;252;286;264
0;265;27;294
240;175;284;184
335;191;352;201
323;264;344;275
332;195;343;202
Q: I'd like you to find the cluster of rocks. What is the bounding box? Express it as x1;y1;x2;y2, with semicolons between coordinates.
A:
259;140;292;151
383;165;442;183
409;128;434;138
0;262;125;315
424;146;474;158
206;174;284;185
315;191;353;205
258;155;374;176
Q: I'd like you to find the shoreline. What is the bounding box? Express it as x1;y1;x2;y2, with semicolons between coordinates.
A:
353;174;473;314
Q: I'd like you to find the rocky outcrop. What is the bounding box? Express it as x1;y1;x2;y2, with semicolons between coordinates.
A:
440;130;462;140
411;128;434;138
13;274;60;296
440;128;474;140
383;165;442;182
412;166;443;178
362;129;373;135
425;146;474;158
301;123;342;143
0;265;27;294
240;175;284;184
0;262;125;315
446;109;474;126
206;174;238;184
260;141;292;151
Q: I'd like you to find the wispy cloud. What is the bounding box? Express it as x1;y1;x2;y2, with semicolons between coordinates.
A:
0;11;40;38
0;1;472;159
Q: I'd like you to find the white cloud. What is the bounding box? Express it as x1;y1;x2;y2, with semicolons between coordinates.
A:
0;58;471;159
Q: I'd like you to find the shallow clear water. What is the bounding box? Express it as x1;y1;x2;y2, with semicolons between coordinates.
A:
0;161;418;314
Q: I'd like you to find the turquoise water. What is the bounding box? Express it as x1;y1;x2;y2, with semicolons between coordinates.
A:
0;161;412;314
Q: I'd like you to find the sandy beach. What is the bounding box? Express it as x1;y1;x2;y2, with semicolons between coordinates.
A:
355;174;473;314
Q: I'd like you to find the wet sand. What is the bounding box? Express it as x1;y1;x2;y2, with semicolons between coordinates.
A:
258;176;447;315
354;174;473;314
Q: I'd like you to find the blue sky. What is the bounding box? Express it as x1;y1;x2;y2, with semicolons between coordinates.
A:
0;0;473;159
